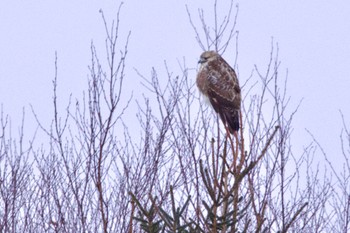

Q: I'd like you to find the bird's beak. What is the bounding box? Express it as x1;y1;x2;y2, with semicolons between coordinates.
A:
198;58;205;64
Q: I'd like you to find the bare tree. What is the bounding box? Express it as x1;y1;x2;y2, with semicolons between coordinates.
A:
0;1;349;233
131;1;344;232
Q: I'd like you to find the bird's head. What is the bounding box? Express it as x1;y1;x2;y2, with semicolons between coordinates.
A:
198;51;218;64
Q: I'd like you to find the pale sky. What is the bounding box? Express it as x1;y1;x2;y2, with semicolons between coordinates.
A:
1;1;350;167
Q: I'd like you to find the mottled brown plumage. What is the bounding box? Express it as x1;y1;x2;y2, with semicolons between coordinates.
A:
196;51;241;133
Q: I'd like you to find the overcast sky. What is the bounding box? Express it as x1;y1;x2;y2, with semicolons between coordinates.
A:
1;1;350;167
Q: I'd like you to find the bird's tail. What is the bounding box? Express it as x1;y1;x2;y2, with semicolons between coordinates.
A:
222;109;240;134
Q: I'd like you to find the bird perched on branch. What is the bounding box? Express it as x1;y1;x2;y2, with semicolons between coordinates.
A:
196;51;241;134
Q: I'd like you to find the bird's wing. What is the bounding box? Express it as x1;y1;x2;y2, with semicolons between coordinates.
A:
206;65;241;108
206;70;241;132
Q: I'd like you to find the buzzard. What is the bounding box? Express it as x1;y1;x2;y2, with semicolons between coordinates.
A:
196;51;241;134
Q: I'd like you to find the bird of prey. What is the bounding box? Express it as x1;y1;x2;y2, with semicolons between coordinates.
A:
196;51;241;134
